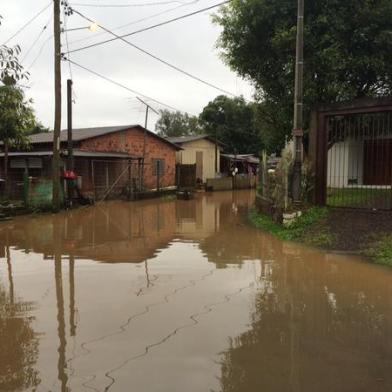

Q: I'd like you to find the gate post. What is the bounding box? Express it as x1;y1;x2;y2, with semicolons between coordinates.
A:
314;111;328;206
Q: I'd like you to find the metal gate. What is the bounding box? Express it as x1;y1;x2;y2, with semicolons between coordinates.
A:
312;99;392;210
176;164;196;189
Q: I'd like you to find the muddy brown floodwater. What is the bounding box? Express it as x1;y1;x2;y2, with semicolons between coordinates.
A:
1;190;392;392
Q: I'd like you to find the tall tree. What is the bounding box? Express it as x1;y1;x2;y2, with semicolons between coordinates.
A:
199;95;262;155
155;110;202;137
0;79;35;198
214;0;392;151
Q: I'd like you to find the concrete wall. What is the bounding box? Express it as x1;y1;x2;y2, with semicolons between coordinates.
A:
206;177;233;191
177;138;220;182
327;139;364;188
80;128;177;190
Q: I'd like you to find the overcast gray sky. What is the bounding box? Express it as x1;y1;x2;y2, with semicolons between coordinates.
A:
1;0;254;131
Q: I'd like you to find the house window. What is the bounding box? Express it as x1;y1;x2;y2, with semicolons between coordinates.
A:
152;159;165;176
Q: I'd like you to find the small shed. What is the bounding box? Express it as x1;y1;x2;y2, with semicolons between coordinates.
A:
165;135;223;183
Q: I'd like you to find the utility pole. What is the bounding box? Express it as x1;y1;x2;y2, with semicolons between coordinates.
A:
53;0;62;212
67;79;74;204
67;79;73;171
292;0;304;202
136;97;159;189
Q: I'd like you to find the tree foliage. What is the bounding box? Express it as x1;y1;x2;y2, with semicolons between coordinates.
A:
199;95;262;155
214;0;392;151
155;110;202;137
0;82;35;148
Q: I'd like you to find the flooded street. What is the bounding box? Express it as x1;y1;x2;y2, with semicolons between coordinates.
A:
2;190;392;392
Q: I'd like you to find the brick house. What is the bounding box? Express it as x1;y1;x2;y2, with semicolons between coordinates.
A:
0;125;181;200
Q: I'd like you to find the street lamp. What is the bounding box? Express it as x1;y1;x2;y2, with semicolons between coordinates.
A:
61;23;99;33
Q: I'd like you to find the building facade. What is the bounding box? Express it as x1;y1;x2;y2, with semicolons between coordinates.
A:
166;135;221;183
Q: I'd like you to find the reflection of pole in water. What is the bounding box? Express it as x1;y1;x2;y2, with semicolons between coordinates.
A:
55;254;68;391
69;255;76;336
6;245;14;305
145;260;151;288
139;205;151;288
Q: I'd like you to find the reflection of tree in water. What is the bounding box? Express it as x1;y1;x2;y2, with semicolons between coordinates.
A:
217;255;392;392
0;284;40;390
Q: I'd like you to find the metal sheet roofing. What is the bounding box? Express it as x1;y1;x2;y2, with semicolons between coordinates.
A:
165;135;224;146
28;125;182;150
0;150;140;159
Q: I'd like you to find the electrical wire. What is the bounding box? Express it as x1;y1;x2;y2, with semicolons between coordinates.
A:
21;13;53;63
26;34;53;71
67;0;199;46
62;57;195;114
2;2;52;46
66;1;228;54
71;1;188;7
67;4;237;97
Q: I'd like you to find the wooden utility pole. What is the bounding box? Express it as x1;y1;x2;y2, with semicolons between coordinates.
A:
67;79;74;203
53;0;62;212
292;0;304;202
67;79;73;171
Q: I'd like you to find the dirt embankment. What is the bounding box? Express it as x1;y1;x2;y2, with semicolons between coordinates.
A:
325;209;392;253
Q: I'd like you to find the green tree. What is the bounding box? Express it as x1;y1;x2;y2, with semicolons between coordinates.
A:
214;0;392;151
0;79;35;197
155;109;202;137
199;95;261;155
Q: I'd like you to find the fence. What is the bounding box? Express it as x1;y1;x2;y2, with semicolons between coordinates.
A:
91;159;142;200
311;99;392;210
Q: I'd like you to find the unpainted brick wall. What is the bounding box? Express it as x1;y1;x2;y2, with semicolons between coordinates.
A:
79;127;176;189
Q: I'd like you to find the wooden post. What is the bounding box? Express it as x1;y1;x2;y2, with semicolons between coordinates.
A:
292;0;304;202
52;0;62;212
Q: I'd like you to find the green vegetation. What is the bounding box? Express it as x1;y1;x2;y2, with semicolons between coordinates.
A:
249;207;334;247
364;235;392;267
327;188;390;208
160;193;176;201
215;0;392;152
199;95;262;155
155;109;201;137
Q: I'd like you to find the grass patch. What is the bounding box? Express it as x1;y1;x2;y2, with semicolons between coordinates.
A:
327;187;390;207
249;207;333;247
364;234;392;266
160;194;176;201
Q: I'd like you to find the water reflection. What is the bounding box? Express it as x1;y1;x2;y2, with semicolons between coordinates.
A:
1;190;392;392
0;246;40;391
217;242;392;392
0;190;254;265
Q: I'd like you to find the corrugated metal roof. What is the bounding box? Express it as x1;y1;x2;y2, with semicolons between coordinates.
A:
28;125;182;150
0;150;140;159
221;153;260;164
165;135;224;146
29;125;133;143
0;151;53;157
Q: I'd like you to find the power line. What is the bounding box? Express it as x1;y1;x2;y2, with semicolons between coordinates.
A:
26;34;53;71
21;13;53;63
66;1;228;54
2;2;52;46
62;57;196;114
66;4;237;97
71;1;188;7
67;0;199;46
